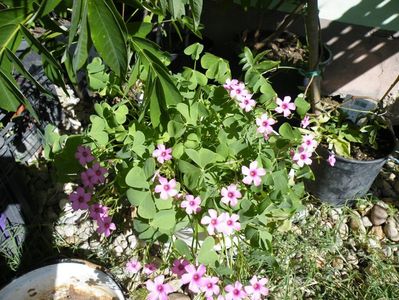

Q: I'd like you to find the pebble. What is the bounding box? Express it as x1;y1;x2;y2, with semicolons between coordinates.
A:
349;211;366;234
332;257;344;270
370;226;385;240
347;253;358;266
338;223;349;240
361;216;373;227
369;204;388;226
382;246;393;258
383;217;399;242
329;208;341;222
367;238;381;249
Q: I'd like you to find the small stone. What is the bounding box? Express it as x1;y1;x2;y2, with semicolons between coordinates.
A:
349;211;366;234
332;257;344;270
370;226;385;240
347;253;358;266
338;223;349;240
329;208;341;222
358;203;373;216
361;216;373;227
369;204;388;226
388;173;396;182
383;246;393;258
383;218;399;242
368;238;381;249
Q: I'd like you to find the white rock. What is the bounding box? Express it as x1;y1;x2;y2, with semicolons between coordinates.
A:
338;223;349;240
383;218;399;242
361;216;373;227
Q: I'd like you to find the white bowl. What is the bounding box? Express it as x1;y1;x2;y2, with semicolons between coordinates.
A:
0;260;126;300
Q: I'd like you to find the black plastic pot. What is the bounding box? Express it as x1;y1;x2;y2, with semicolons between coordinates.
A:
305;140;396;206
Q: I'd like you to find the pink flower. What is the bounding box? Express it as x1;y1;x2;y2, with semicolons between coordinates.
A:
154;177;178;200
242;161;266;186
244;276;269;300
68;187;91;211
238;95;256;112
86;162;108;185
220;213;241;235
301;115;310;128
201;209;223;235
75;145;95;166
275;96;296;117
126;259;142;273
301;134;317;152
256;114;276;135
152;144;172;164
223;79;239;91
81;170;95;189
225;281;247;300
181;264;207;293
181;195;201;215
229;82;247;100
89;203;109;220
201;276;220;298
221;184;242;207
293;149;313;167
171;259;190;278
146;275;173;300
96;216;116;237
144;263;158;275
328;153;336;167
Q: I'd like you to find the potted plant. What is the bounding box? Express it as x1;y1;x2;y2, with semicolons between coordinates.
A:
302;96;397;206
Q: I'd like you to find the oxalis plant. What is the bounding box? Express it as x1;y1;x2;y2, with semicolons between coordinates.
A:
47;44;321;299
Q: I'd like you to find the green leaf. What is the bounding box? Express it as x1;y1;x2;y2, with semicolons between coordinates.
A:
185;149;201;167
199;148;222;168
198;236;218;266
155;198;173;210
87;0;127;77
189;0;203;30
73;0;89;72
127;22;153;38
174;239;193;259
294;94;311;118
143;157;156;179
150;209;176;232
126;166;149;189
87;57;109;90
279;123;294;139
168;0;185;19
127;188;149;206
172;142;184;158
168;120;186;138
271;170;289;193
0;69;22;112
150;79;162;127
126;189;156;219
0;8;27;26
200;52;231;83
184;43;204;61
36;0;63;18
68;0;84;47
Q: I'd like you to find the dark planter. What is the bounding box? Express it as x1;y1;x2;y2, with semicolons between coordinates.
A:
305;137;396;206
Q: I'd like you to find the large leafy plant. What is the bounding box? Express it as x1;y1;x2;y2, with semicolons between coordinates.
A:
0;0;203;118
47;44;315;297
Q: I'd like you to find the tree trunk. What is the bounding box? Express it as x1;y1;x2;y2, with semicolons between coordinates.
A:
305;0;322;113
